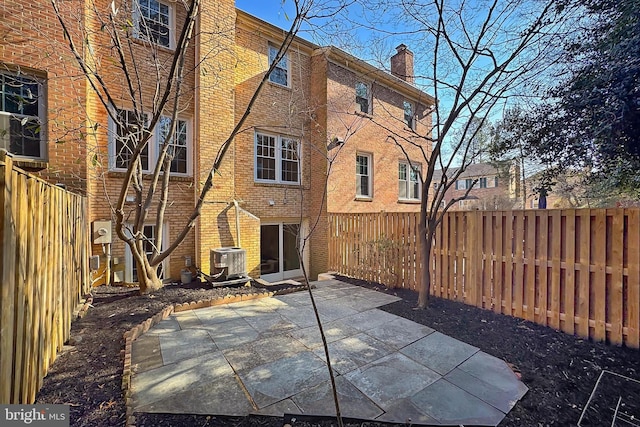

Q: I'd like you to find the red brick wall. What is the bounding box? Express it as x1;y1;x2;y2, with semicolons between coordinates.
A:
319;54;433;213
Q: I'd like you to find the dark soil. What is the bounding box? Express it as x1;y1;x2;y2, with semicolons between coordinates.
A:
35;276;639;427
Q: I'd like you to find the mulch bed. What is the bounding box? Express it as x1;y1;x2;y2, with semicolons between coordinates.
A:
34;276;639;427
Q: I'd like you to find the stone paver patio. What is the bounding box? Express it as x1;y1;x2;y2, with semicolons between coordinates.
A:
130;279;527;425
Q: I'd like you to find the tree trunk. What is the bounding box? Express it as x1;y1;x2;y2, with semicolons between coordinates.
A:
136;257;163;294
417;226;431;308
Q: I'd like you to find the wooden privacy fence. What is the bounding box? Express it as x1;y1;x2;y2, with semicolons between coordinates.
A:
1;152;90;404
328;209;640;348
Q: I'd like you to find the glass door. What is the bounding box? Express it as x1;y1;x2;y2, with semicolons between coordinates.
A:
260;223;302;282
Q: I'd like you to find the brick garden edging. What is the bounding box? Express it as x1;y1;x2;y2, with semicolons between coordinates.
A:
119;289;309;427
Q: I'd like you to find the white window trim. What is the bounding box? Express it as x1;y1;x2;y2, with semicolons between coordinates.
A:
0;72;47;161
399;161;421;201
108;111;192;177
132;0;175;50
268;43;290;87
356;152;373;199
355;81;371;115
254;131;301;185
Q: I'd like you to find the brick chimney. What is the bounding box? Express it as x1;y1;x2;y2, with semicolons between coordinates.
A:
391;44;414;84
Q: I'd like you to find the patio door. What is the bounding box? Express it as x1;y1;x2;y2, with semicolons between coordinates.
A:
260;223;302;282
124;224;167;283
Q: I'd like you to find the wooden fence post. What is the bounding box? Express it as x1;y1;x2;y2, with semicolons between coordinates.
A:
465;211;480;306
0;150;16;403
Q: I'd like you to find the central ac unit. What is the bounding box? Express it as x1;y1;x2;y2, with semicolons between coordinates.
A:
211;247;247;280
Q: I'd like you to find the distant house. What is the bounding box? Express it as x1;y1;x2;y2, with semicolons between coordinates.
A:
433;162;520;211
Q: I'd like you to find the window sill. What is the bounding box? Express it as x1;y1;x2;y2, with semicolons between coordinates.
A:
398;198;421;204
107;170;193;182
268;80;292;90
15;159;47;171
131;36;175;54
355;110;373;118
354;196;372;202
254;181;301;188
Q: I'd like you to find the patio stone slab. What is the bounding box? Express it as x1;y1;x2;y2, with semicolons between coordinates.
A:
253;398;302;417
376;398;440;425
401;331;479;375
292;376;384;420
279;306;320;328
411;379;505;426
144;317;181;335
364;316;435;350
445;367;526;413
314;332;395;375
223;334;308;373
132;351;233;409
159;328;217;365
173;310;203;329
195;305;241;325
339;309;400;332
290;322;361;350
238;351;330;409
131;334;163;374
240;312;298;336
200;317;260;350
457;352;528;400
314;299;360;322
135;374;253;415
344;352;441;408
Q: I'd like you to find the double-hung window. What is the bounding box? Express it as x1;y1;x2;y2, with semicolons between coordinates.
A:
112;109;150;171
356;153;372;198
403;100;414;129
268;44;289;87
479;177;487;188
133;0;173;49
255;132;300;184
455;178;473;190
399;161;421;200
0;73;45;159
355;81;370;114
109;110;191;176
158;116;188;174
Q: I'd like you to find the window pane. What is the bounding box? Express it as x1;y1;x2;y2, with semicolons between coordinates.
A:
136;0;171;47
404;101;413;128
355;82;369;113
358;176;369;196
269;45;289;86
398;163;406;180
1;74;42;158
115;110;149;170
281;138;299;183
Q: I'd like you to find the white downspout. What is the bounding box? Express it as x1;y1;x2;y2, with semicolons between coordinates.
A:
233;199;241;247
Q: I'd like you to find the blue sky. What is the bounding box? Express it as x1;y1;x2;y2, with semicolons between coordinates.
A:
235;1;296;27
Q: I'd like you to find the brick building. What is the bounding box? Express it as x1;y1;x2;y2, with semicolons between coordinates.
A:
433;162;520;211
0;1;433;284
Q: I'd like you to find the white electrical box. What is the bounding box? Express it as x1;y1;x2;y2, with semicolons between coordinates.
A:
92;221;112;244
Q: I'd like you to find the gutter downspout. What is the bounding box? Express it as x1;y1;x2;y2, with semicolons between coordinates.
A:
233;199;241;247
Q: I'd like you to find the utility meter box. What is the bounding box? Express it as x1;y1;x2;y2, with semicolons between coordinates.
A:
92;221;112;244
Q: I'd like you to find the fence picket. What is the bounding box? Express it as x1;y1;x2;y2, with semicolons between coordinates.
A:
328;209;640;349
550;210;562;330
563;210;576;335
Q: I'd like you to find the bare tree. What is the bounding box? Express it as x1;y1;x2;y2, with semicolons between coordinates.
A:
353;0;575;307
49;0;327;292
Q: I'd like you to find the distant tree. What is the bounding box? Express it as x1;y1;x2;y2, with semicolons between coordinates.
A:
524;0;640;198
